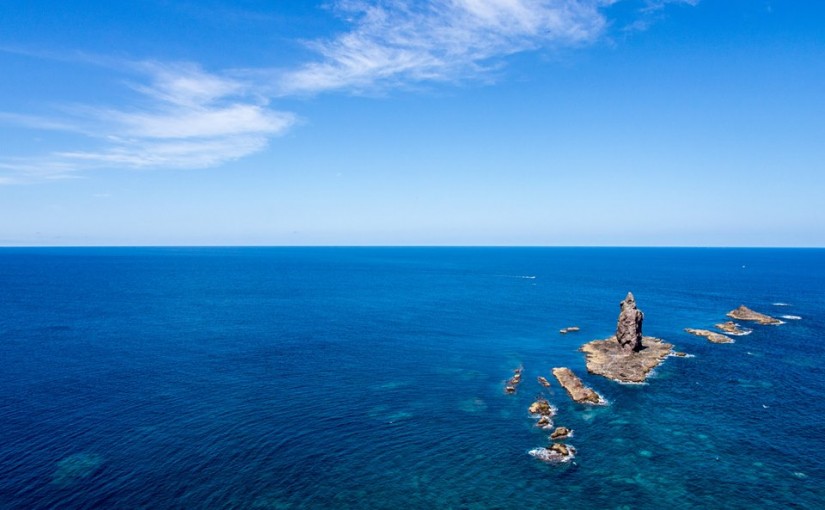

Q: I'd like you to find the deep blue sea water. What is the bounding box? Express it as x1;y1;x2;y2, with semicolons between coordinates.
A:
0;247;823;509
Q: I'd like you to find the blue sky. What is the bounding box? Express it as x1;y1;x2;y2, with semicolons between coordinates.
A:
1;0;823;246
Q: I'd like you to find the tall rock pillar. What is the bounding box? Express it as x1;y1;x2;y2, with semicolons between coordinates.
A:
616;292;644;352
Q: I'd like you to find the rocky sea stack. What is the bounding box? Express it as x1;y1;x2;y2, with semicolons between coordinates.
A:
580;292;674;383
616;292;644;352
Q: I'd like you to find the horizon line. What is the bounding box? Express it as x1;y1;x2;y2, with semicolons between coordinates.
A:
1;245;824;249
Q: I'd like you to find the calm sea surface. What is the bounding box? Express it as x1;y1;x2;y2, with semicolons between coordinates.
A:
1;248;823;509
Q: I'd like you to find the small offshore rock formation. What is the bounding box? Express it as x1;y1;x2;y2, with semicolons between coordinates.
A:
528;398;556;416
685;328;734;344
529;398;557;429
552;367;604;404
616;292;644;352
581;293;674;383
727;305;783;325
559;326;580;334
550;426;572;440
673;351;689;357
505;367;523;394
537;376;551;387
715;321;752;336
529;443;576;463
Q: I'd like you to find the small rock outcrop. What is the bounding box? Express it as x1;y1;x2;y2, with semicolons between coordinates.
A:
550;426;572;440
552;367;604;404
560;326;580;334
528;399;556;417
616;292;644;352
715;321;752;335
727;305;783;325
537;376;551;387
685;328;734;344
505;367;523;394
529;443;577;463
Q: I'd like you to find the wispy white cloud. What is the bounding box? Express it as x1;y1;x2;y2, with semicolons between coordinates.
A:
0;1;699;183
0;61;295;183
279;0;612;94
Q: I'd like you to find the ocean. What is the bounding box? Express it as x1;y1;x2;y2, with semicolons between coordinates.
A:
0;247;823;509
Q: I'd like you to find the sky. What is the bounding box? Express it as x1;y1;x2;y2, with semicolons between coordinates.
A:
0;0;823;246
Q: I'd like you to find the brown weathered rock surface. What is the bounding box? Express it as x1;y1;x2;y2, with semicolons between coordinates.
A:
528;399;555;416
550;426;572;440
715;321;751;336
552;367;604;404
537;376;551;387
581;337;673;383
727;305;783;325
685;328;734;344
529;443;576;463
616;292;644;352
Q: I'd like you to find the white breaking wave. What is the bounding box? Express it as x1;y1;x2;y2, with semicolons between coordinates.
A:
780;315;802;320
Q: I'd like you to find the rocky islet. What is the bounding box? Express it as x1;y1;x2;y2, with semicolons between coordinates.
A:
684;328;734;344
726;305;783;325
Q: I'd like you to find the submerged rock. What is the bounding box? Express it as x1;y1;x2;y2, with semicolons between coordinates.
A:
550;426;572;440
529;443;577;463
715;321;752;336
52;453;103;486
727;305;783;325
537;376;551;387
616;292;644;352
552;367;604;404
685;328;734;344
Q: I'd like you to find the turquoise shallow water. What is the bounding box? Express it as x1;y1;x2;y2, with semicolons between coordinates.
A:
0;247;823;509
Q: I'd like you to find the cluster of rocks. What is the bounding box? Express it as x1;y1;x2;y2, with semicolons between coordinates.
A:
504;367;523;394
529;398;556;429
526;389;576;463
526;294;793;466
686;305;783;345
529;292;688;465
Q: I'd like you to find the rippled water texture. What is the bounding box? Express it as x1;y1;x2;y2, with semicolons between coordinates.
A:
1;248;823;508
